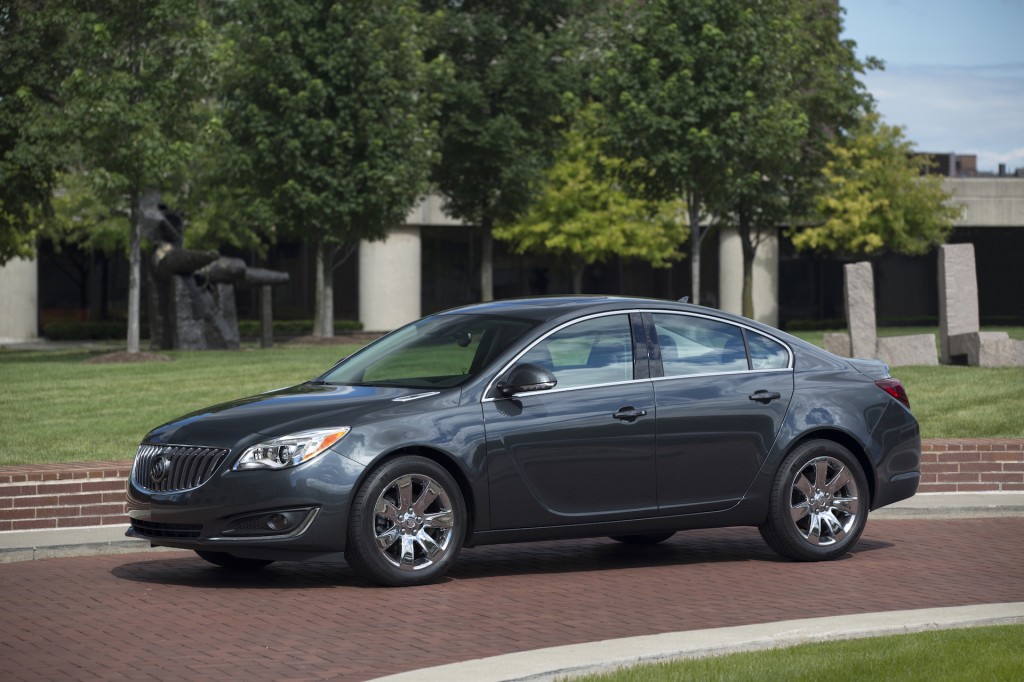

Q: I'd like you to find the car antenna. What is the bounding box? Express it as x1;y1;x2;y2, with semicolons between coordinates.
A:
678;296;689;303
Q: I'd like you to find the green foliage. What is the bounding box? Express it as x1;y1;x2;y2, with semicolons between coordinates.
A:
494;104;688;291
0;2;76;264
42;319;363;341
44;171;129;256
426;0;581;229
791;112;961;256
216;0;442;248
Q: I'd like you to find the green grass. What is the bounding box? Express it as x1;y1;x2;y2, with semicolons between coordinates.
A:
0;344;360;466
1;331;1022;466
570;624;1024;682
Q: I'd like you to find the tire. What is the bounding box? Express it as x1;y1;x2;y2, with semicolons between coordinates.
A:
609;532;675;545
759;440;869;561
345;456;466;587
195;550;274;570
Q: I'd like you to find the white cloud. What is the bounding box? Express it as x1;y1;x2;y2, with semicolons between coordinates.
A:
863;63;1024;171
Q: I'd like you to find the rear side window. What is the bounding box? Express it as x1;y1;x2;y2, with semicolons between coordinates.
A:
652;314;747;376
747;331;789;370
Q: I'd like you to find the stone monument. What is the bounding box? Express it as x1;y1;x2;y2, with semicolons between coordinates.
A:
824;261;938;366
938;243;1024;366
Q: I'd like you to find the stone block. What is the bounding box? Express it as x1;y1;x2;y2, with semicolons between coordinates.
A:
844;261;876;359
823;332;851;357
938;244;981;363
949;332;1024;367
876;334;939;367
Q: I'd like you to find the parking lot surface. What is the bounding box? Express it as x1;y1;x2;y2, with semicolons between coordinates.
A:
2;518;1023;681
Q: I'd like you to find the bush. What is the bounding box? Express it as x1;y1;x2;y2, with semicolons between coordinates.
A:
44;319;362;341
237;319;363;337
43;321;147;340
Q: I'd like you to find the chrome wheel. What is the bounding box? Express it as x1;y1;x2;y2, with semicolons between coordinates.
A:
789;456;860;546
346;456;465;586
759;440;868;562
372;473;456;572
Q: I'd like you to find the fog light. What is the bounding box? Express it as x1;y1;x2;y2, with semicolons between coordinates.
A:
267;513;290;531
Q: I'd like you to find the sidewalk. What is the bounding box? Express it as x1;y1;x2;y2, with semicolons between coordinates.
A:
2;492;1023;563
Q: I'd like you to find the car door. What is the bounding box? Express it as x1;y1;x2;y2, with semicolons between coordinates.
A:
649;312;794;514
483;313;658;529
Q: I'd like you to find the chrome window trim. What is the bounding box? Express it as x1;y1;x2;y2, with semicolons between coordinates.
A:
481;309;642;403
481;307;795;403
650;367;793;383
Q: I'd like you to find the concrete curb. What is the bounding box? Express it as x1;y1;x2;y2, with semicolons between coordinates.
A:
371;603;1024;682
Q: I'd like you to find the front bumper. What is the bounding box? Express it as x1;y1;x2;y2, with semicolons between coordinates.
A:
126;450;366;561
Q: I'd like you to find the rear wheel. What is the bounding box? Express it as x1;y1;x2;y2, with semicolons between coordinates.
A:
345;456;465;586
759;440;869;561
195;550;274;570
609;532;675;545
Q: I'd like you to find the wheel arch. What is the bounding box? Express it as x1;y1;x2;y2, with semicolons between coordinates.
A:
350;445;478;545
785;428;877;506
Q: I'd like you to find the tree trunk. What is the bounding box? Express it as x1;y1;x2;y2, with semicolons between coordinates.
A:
738;213;758;319
480;220;494;302
313;240;335;338
571;259;585;294
687;194;704;305
127;192;141;353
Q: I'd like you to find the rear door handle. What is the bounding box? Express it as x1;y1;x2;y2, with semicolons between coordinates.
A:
749;390;782;404
613;406;648;422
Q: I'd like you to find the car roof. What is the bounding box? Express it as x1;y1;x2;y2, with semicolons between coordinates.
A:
437;295;694;321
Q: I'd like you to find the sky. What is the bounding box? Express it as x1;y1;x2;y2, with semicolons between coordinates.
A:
841;0;1024;172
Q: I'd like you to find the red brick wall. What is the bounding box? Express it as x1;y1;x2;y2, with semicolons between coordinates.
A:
1;439;1022;530
0;461;132;531
920;439;1024;493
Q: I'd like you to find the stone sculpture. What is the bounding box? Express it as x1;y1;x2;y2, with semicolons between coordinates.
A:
141;194;288;351
938;243;1024;366
823;261;938;366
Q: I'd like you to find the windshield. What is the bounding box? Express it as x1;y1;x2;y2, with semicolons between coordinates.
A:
319;313;539;389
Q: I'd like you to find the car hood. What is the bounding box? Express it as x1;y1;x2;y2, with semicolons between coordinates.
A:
143;383;453;448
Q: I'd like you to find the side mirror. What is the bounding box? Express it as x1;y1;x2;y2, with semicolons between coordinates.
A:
496;363;557;398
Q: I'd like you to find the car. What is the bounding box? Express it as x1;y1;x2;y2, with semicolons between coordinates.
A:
126;296;920;586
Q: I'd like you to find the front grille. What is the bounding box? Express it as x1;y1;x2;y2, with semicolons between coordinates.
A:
134;443;230;493
131;519;203;539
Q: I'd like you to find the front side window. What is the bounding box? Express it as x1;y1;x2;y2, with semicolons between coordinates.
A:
652;314;748;376
321;314;538;388
517;314;634;390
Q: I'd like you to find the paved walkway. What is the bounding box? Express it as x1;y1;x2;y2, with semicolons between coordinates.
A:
2;497;1023;681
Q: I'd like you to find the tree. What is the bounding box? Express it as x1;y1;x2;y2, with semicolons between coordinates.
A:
6;3;216;350
494;104;688;293
219;0;443;336
790;112;961;257
0;2;74;265
425;0;582;301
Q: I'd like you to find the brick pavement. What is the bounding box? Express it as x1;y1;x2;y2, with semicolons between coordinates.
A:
2;518;1023;681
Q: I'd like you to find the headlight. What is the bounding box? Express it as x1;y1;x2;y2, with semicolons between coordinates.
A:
233;427;351;470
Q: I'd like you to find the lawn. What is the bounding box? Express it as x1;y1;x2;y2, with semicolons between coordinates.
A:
1;332;1022;466
570;624;1024;682
0;343;361;466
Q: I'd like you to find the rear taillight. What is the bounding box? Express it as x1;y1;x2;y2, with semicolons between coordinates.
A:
875;378;910;409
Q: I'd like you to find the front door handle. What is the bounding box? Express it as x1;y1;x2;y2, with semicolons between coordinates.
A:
749;390;782;404
613;406;648;422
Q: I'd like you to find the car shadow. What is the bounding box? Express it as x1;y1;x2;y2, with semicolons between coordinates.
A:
110;530;895;589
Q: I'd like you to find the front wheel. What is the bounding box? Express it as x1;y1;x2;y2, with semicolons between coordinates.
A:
759;440;869;561
345;456;466;586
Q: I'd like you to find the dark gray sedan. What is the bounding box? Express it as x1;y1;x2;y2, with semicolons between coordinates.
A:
126;296;920;585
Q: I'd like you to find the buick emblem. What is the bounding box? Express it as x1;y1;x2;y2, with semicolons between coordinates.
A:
150;456;172;484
